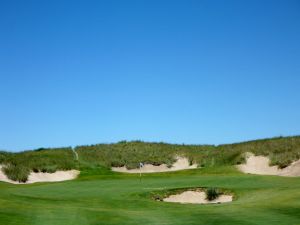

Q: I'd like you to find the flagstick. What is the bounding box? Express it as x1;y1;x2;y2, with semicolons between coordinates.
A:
139;165;142;182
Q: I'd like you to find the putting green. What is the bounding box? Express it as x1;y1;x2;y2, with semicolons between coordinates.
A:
0;167;299;225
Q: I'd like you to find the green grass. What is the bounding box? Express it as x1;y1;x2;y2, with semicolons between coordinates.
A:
0;166;299;225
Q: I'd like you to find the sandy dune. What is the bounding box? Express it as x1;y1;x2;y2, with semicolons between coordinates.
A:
112;156;197;173
163;190;232;204
237;153;300;177
0;165;80;184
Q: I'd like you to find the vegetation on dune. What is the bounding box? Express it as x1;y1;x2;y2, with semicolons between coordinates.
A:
76;136;300;170
75;141;211;169
0;147;77;182
0;136;300;181
218;136;300;168
0;151;12;164
2;164;30;183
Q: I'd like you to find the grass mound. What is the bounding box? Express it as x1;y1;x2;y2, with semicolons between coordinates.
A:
1;147;77;182
1;136;300;182
76;136;300;170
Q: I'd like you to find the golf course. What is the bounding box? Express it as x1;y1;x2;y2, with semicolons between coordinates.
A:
0;136;299;225
1;0;300;224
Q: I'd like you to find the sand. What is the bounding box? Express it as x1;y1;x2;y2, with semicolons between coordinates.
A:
112;156;197;173
0;165;80;184
26;170;80;183
237;153;300;177
163;191;233;204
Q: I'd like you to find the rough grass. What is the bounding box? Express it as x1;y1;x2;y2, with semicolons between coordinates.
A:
1;148;78;181
1;164;29;183
76;136;300;170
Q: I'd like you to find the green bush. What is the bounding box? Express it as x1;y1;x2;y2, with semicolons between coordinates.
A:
206;188;220;201
40;165;57;173
2;164;30;183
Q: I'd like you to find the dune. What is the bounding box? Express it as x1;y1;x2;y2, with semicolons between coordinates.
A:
112;156;197;173
0;165;79;184
237;153;300;177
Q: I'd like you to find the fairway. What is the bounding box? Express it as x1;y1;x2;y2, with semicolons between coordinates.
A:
1;167;300;225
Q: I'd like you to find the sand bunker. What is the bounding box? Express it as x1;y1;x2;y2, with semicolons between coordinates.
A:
112;156;197;173
163;191;232;204
237;153;300;177
0;165;80;184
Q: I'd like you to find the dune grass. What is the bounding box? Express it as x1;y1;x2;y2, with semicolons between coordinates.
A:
0;147;77;182
1;136;300;181
76;136;300;169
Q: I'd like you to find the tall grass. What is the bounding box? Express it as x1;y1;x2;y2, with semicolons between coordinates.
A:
1;136;300;182
2;164;30;183
76;136;300;169
1;147;78;181
75;141;211;169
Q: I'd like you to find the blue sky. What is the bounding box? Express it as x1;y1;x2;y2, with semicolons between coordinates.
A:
0;0;300;151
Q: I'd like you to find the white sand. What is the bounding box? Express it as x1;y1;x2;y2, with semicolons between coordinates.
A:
163;190;233;204
0;165;80;184
26;170;80;183
112;156;197;173
237;153;300;177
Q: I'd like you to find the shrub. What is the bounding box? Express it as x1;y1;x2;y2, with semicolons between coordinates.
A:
40;165;57;173
2;164;30;183
206;188;220;201
277;160;292;169
32;167;39;173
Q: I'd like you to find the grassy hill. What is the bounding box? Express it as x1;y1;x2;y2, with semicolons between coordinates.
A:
1;136;300;182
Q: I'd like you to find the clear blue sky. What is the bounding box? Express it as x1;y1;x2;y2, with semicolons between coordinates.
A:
1;0;300;151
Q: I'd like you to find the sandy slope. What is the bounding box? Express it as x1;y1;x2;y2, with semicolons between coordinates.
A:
0;165;79;184
163;191;232;204
237;153;300;177
112;156;197;173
